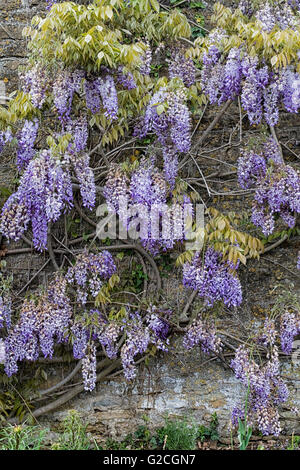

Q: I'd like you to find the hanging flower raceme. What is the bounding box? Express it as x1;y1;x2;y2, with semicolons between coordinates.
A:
66;114;89;154
0;147;96;251
200;24;300;126
0;294;12;330
116;66;137;90
237;138;300;236
231;341;289;436
0;128;13;154
0;339;5;364
2;250;117;390
4;276;72;377
16;119;39;171
280;311;300;354
255;2;298;31
103;160;193;255
182;247;243;308
139;41;152;75
71;153;96;210
120;309;170;381
183;316;223;355
84;74;118;119
134;85;191;187
65;249;117;305
20;65;49;109
0;150;73;250
168;47;196;88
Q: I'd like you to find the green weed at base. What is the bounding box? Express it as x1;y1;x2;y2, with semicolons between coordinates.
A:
0;423;47;450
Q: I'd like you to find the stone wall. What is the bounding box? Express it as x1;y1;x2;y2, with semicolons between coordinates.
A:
1;0;300;442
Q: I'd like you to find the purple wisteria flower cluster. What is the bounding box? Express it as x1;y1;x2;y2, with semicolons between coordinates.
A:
2;250;118;390
68;304;171;390
134;86;191;187
183;316;223;355
231;345;287;436
46;0;57;9
0;149;95;251
20;65;49;109
139;41;152;76
238;1;300;24
182;247;243;308
231;313;300;436
0;339;5;364
280;311;300;354
0;294;12;330
116;66;137;90
0;128;13;154
69;305;171;389
84;74;118;120
255;2;298;31
237;0;254;16
201;33;300;126
120;307;170;381
237;138;300;237
16;119;39;171
103;160;193;255
20;64;133;128
4;276;72;377
168;47;196;88
53;69;84;123
65;249;117;305
230;310;299;437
